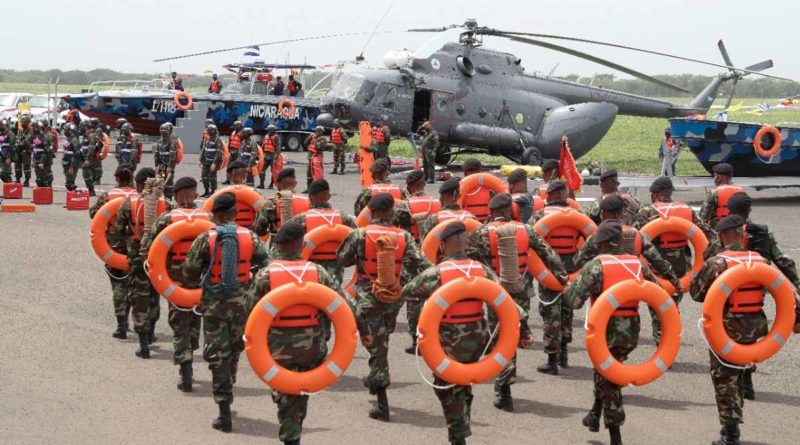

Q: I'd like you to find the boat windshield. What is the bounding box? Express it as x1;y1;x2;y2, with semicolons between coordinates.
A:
0;95;18;107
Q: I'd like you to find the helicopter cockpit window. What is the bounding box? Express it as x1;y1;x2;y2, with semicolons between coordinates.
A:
328;74;367;102
371;84;397;109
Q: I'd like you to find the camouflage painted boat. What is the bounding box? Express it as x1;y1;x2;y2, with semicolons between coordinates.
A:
669;118;800;176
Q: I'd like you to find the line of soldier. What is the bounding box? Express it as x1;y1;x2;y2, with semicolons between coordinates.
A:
87;155;800;445
1;115;60;188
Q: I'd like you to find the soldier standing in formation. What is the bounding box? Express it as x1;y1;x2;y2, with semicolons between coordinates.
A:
199;124;224;198
154;123;179;199
115;123;142;171
226;121;243;168
353;159;407;216
14;114;32;186
586;170;641;226
30;121;54;187
89;118;106;186
417;121;438;184
252;168;308;238
371;120;391;161
330;120;348;175
78;121;97;196
238;128;259;187
260;125;280;189
508;168;541;223
304;126;329;191
0;119;16;183
61;123;80;191
699;163;743;230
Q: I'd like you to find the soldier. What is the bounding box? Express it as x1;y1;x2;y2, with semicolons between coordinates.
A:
60;123;80;191
88;117;106;185
460;158;495;223
170;71;184;91
371;120;391;161
252;168;308;238
690;215;800;445
199;119;213;152
337;193;431;421
13;114;33;186
115;123;142;171
402;221;500;445
142;177;209;393
420;178;476;241
0;118;16;183
224;121;243;184
252;222;355;445
115;117;128;133
508;168;542;223
462;158;482;176
260;125;281;189
304;126;329;191
154;123;179;199
330;120;348;175
113;167;170;358
659;126;681;177
417;121;438;184
41;119;58;185
537;159;560;199
466;193;567;411
182;192;270;432
199;124;224;198
89;164;137;338
699;163;743;230
77;121;97;196
563;221;659;445
208;73;222;94
224;160;249;186
238;128;259;186
586;169;641;226
353;158;408;216
287;74;303;97
30;121;54;187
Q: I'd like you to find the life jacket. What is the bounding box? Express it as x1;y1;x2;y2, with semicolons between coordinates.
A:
435;209;475;225
209;80;221;93
262;135;277;154
362;225;406;280
487;221;529;275
461;185;492;223
715;185;744;220
168;209;211;262
104;188;137;234
621;225;643;255
206;226;254;284
368;183;402;200
274;194;310;228
268;260;320;327
239;142;254;164
304;208;344;261
371;126;386;144
202;138;218;163
720;250;766;313
287;81;299;94
511;192;544;222
156;138;174;166
407;195;442;241
79;137;90;159
31;134;46;163
307;135;319;155
542;206;581;254
596;254;643;317
537;183;548;200
331;128;345;145
229;131;242;150
234;197;258;228
49;130;59;154
438;259;485;323
128;196;168;240
652;201;693;248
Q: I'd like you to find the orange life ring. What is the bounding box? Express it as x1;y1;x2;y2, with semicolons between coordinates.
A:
254;145;265;176
173;92;193;111
98;132;111;160
147;218;215;307
245;282;358;395
532;208;597;291
421;218;482;263
418;276;520;385
90;197;129;271
586;279;681;386
201;184;267;237
457;173;508;208
300;223;356;297
356;207;373;228
278;98;296;119
702;262;795;365
640;216;708;294
753;125;782;158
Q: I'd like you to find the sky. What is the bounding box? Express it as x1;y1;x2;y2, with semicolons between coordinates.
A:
3;0;798;81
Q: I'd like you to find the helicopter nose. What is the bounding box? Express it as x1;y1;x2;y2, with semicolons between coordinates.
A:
316;112;335;128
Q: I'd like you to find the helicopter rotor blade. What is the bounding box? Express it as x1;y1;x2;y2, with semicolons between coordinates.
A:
413;27;466;59
744;59;773;73
724;77;739;110
500;33;690;93
718;40;734;68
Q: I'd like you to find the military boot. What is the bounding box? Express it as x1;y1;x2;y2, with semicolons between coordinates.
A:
177;361;193;392
712;422;740;445
742;370;755;400
582;398;602;432
283;440;300;445
23;178;30;187
493;384;513;412
212;401;232;432
112;316;127;339
404;339;417;355
88;185;96;197
559;340;570;368
450;439;466;445
536;353;559;375
147;325;157;345
135;333;150;359
368;387;390;421
609;425;622;445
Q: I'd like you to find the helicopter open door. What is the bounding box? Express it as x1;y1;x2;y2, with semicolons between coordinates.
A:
412;90;431;132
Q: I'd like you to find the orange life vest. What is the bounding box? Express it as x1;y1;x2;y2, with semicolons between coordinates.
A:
168;209;211;262
128;196;167;240
304;208;344;261
371;126;386;144
274;194;310;229
235;200;257;228
438;259;485;323
269;260;320;327
652;201;693;248
511;193;544;222
542;206;581;254
408;195;442;241
720;250;766;313
206;226;254;284
229;131;242;150
461;186;492;223
596;254;642;317
435;209;475;225
105;188;137;234
538;183;548;200
331;128;345;145
209;80;221;93
307;135;319;155
369;183;402;200
362;225;406;280
487;221;529;275
262;135;277;154
715;185;744;220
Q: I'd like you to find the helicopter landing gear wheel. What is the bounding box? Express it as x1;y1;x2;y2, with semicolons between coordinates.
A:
435;145;453;165
521;147;542;166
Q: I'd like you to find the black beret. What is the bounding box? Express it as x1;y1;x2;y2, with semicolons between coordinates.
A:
594;220;623;244
172;176;197;193
134;167;156;183
276;168;295;182
226;159;247;172
546;179;567;194
463;158;482;172
507;168;528;184
712;163;734;176
308;179;330;195
649;176;674;193
599;169;618;181
273;221;305;243
368;192;395;211
726;192;751;214
488;192;513;210
599;194;625;212
405;169;425;184
211;191;237;213
114;164;133;178
370;158;390;173
439;221;466;241
542;159;559;172
716;215;745;232
439;177;460;194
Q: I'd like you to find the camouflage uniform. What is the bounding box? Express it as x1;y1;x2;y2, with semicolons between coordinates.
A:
699;186;734;230
154;136;178;198
419;203;473;241
251;194;292;238
89;130;105;185
13;124;32;183
371;125;391;161
90;190;134;321
284;203;358;282
0;126;16;182
402;253;498;442
586;192;641;226
31;129;54;187
466;216;566;388
330;127;348;174
353;180;410;217
115;132;142;171
182;226;270;404
260;133;281;188
78;129;96;192
239;138;259;187
563;246;659;428
418;127;439;183
61;133;81;190
199;135;224;194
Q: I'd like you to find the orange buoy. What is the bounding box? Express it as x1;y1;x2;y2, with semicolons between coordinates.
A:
421;218;482;263
173;92;193;111
640;216;708;294
89;197;129;271
532;208;596;291
278;98;296;119
753;125;782;157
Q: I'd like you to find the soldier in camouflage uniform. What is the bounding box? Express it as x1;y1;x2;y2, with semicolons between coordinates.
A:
417;121;438;183
13;114;33;186
304;127;330;191
60;123;80;191
0;119;16;183
353;159;409;216
251;168;300;238
402;221;499;445
88;118;107;186
238;128;259;187
115;123;142;171
699;163;742;230
690;215;800;445
586;169;641;226
199;124;224;198
466;193;567;411
563;220;659;445
77;121;97;196
330;120;349;175
337;193;431;421
142;177;208;393
30;121;54;187
153;123;178;199
508;168;539;224
182;192;271;432
259;125;281;189
420;178;476;241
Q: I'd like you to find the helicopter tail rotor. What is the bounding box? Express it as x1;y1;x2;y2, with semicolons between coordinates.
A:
717;39;774;110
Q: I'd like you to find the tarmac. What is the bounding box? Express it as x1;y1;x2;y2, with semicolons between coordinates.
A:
1;151;799;444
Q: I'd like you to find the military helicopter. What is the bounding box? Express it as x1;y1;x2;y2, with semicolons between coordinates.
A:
315;19;792;165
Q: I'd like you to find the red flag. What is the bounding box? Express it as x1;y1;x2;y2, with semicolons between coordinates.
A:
559;136;583;191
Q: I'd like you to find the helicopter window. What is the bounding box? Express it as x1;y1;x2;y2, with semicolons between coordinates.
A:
456;103;466;116
328;74;372;102
371;84;397;109
515;113;524;125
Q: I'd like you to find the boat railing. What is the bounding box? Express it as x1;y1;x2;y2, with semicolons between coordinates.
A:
86;79;174;93
776;121;800;129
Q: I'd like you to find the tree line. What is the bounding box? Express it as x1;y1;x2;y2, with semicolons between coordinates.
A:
0;69;222;88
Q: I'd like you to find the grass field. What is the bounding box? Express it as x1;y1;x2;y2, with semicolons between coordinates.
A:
0;82;207;94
